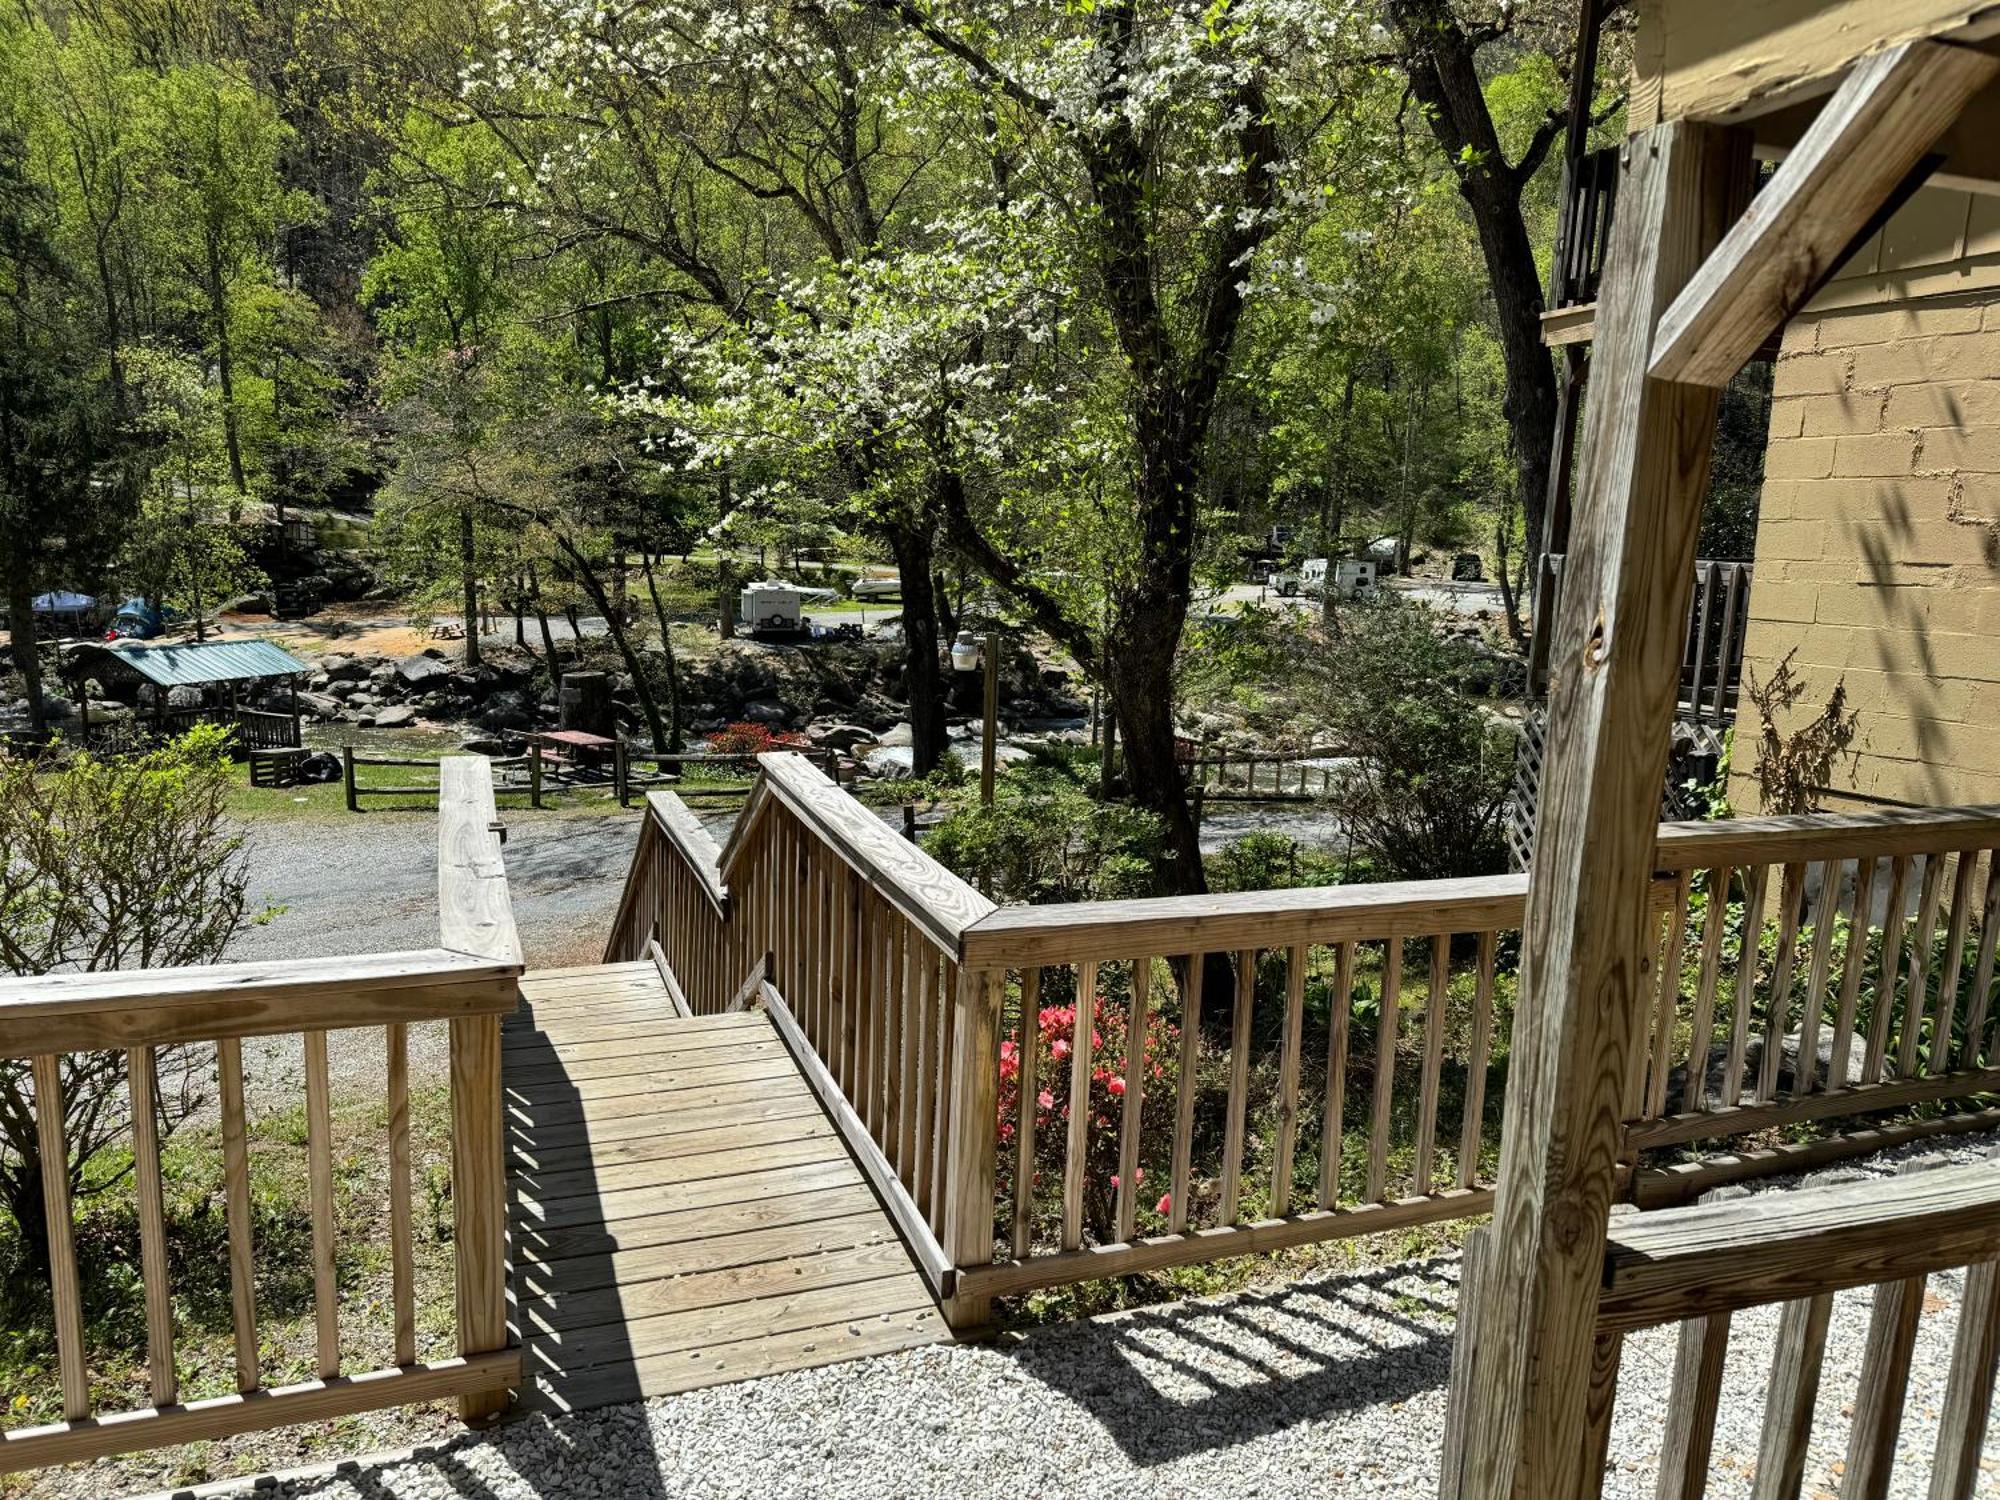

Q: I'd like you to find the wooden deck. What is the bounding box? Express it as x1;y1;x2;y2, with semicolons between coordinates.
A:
503;962;950;1414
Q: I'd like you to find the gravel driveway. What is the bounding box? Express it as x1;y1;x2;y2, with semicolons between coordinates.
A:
228;808;645;970
168;1137;1997;1500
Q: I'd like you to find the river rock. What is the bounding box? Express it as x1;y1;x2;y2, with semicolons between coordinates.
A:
373;705;418;729
395;654;453;687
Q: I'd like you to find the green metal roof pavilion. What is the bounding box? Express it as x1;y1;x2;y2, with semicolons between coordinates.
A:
66;639;310;688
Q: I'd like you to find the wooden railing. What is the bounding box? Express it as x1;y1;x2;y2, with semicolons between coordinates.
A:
605;751;994;1322
235;707;301;750
1448;1159;2000;1500
1180;748;1342;800
1528;554;1751;725
607;760;2000;1313
0;757;521;1472
1551;143;1620;311
613;743;842;806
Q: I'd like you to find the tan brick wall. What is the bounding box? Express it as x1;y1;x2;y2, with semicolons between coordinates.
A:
1738;187;2000;812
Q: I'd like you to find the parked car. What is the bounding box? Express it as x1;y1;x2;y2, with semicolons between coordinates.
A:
851;571;902;600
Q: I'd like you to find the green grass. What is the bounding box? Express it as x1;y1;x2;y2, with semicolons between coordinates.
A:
0;1075;461;1494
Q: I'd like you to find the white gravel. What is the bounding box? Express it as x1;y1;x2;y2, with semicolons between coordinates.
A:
160;1136;2000;1500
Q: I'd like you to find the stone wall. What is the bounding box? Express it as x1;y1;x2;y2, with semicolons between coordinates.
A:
1739;185;2000;811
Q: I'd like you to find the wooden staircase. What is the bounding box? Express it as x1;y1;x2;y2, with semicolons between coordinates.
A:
502;961;949;1414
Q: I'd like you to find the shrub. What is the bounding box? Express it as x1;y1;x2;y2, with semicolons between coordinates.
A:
997;988;1181;1243
703;720;805;757
925;766;1162;904
0;725;271;1273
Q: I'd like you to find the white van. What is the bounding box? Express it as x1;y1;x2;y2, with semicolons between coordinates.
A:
1274;558;1377;599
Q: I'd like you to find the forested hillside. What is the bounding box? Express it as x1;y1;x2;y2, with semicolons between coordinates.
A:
0;0;1624;881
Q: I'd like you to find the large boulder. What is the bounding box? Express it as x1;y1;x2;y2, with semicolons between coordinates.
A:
296;690;343;719
373;705;418;729
320;654;370;683
395;654;453;688
741;698;790;726
479;690;535;731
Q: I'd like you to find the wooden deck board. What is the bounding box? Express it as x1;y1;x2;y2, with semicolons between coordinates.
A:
505;965;948;1414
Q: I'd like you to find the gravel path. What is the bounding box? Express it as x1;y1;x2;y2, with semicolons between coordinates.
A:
164;1137;1998;1500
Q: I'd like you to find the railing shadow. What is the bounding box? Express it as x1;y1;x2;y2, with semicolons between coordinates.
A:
1004;1258;1460;1466
498;986;670;1500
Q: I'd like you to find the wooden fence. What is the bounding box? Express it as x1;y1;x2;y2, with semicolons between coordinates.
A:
342;747;533;810
612;742;842;806
605;756;2000;1313
1180;748;1343;801
0;758;521;1472
1445;1159;2000;1500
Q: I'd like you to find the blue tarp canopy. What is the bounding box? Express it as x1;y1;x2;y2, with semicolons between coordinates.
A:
65;638;309;688
31;591;95;614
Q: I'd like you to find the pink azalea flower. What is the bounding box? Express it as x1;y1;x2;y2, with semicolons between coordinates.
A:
1155;1192;1172;1216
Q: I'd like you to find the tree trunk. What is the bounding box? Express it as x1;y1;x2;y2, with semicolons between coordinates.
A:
1389;0;1558;566
889;521;949;777
4;542;44;735
1105;624;1202;896
557;534;667;752
527;562;561;677
639;552;685;753
5;1156;53;1284
459;505;482;667
208;242;248;501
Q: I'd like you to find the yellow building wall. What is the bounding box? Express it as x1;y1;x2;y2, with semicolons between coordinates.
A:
1740;187;2000;811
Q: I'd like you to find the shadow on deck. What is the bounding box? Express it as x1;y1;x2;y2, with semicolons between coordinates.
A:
502;961;950;1415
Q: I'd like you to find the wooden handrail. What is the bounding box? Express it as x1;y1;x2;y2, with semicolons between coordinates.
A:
1597;1160;2000;1333
1655;803;2000;869
961;873;1526;968
647;790;728;913
0;950;517;1055
727;752;992;955
438;757;524;966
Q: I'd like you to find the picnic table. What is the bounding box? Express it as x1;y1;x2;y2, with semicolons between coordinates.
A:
531;729;618;779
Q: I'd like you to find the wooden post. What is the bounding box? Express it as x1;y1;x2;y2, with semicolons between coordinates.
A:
941;963;1002;1332
342;744;357;812
615;739;629;807
1456;120;1753;1500
529;741;543;809
981;632;999;807
449;1014;507;1419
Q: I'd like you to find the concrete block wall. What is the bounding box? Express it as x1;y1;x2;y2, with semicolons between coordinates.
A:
1738;187;2000;811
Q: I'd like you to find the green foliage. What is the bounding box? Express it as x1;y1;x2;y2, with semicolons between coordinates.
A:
925;767;1163;905
1296;595;1514;880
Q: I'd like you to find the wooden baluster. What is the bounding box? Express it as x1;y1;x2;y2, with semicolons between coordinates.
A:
1843;1276;1927;1500
449;1010;508;1420
1627;903;1673;1122
1169;952;1205;1235
304;1029;340;1379
217;1036;259;1391
941;960;999;1331
1750;1293;1832;1500
1930;1259;2000;1500
1367;935;1403;1203
1962;850;2000;1068
1269;944;1307;1216
1685;865;1733;1114
1930;850;1978;1074
1725;865;1771;1110
33;1056;90;1420
932;956;960;1243
1829;855;1876;1089
1414;936;1449;1196
913;947;939;1222
856;892;877;1139
1656;1312;1731;1500
1794;861;1840;1095
1115;959;1151;1241
1011;967;1042;1260
387;1022;416;1366
1758;863;1807;1103
1439;1227;1491;1500
1647;872;1695;1119
1457;931;1497;1191
1899;853;1948;1078
1220;949;1256;1225
1062;961;1099;1250
895;924;918;1189
892;924;916;1168
1320;941;1355;1209
1867;854;1913;1084
127;1044;177;1406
